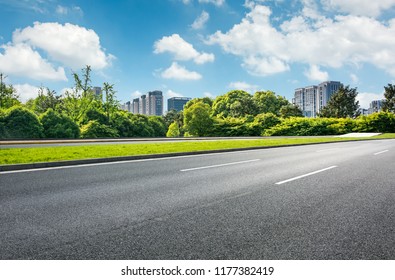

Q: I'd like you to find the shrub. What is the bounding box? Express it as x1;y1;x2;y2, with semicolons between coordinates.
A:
166;121;180;137
354;112;395;133
80;120;119;138
3;106;43;138
40;109;80;138
264;117;339;136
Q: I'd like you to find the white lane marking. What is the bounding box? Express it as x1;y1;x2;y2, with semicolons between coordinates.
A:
275;165;338;185
0;150;260;175
374;150;389;156
180;159;261;172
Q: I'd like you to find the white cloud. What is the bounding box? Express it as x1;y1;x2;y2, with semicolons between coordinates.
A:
13;22;114;70
304;65;329;81
228;81;259;92
203;91;215;98
198;0;225;6
167;89;184;98
350;73;359;84
13;84;40;102
131;90;143;98
56;5;83;16
154;34;214;64
56;5;68;15
357;92;384;109
206;4;395;77
0;43;67;81
161;62;202;80
191;11;210;30
322;0;395;17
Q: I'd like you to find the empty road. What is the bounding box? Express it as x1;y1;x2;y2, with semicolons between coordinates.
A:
1;139;394;259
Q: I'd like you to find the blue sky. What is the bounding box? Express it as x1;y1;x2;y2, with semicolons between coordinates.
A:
1;0;395;111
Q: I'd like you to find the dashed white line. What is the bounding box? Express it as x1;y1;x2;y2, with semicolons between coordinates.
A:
373;150;389;156
180;159;261;172
275;165;338;185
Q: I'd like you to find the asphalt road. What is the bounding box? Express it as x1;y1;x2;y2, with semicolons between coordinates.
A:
1;140;394;259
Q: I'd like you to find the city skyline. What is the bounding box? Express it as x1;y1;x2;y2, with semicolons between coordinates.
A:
1;0;395;109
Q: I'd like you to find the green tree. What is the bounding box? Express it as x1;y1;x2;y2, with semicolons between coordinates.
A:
0;73;20;109
163;109;183;128
247;113;281;136
253;91;289;115
40;109;80;138
102;82;119;122
26;86;60;115
148;116;166;137
80;120;119;138
3;106;43;138
184;97;213;110
279;104;304;118
319;85;360;118
166;121;180;137
59;66;96;123
382;84;395;113
183;101;213;136
212;90;257;118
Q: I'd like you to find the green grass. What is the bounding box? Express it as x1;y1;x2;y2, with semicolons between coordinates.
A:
1;134;394;165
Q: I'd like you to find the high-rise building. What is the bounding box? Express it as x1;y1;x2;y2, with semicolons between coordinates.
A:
120;101;131;112
132;98;139;114
368;100;384;114
93;87;102;100
146;91;163;116
316;81;342;114
139;95;147;115
167;97;192;112
294;81;342;117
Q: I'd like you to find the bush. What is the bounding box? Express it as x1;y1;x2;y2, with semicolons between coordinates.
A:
354;112;395;133
80;120;119;138
3;106;43;138
264;117;340;136
166;121;180;137
247;113;281;136
40;109;80;138
148;116;167;137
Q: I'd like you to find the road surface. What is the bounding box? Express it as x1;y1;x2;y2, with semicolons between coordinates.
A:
1;139;394;259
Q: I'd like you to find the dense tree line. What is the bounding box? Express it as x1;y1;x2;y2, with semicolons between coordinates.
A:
1;66;395;139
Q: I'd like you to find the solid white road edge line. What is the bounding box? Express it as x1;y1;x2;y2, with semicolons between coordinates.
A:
373;150;389;155
0;150;260;175
275;165;338;185
180;159;261;172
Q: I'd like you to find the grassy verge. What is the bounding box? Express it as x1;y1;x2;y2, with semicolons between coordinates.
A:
1;135;394;165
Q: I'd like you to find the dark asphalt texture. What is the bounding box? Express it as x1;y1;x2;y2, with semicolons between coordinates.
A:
1;140;394;259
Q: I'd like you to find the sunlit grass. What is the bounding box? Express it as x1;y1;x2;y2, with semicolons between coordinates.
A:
0;134;394;165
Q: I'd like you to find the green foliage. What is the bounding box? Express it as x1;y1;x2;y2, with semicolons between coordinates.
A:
253;91;289;115
3;106;43;139
0;74;20;109
264;117;341;136
211;116;252;136
40;109;80;138
279;104;304;118
0;109;6;139
183;101;214;136
81;108;108;125
382;84;395;113
25;87;60;115
80;120;119;138
319;85;360;118
247;113;281;136
166;121;180;137
212;90;257;118
128;114;155;137
354;112;395;133
148;116;167;137
102;82;119;122
184;97;213;110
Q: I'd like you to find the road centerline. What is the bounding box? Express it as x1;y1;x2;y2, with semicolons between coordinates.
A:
180;159;260;172
275;165;338;185
374;150;389;155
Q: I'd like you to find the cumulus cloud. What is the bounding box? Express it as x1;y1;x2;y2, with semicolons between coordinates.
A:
322;0;395;17
228;81;259;93
304;65;329;81
154;34;214;64
13;22;114;70
206;3;395;77
357;92;384;109
191;11;210;30
13;84;41;102
161;62;202;80
0;43;67;81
